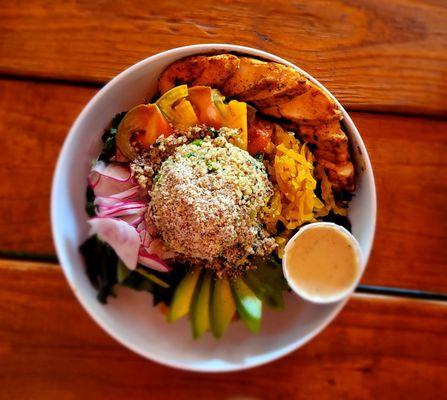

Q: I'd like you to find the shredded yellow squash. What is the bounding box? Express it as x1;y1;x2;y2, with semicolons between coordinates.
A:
264;127;324;231
263;126;347;258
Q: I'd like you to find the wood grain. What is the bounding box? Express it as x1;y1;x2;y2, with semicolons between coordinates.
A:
354;113;447;293
0;259;445;399
0;0;447;116
1;78;447;292
0;79;94;256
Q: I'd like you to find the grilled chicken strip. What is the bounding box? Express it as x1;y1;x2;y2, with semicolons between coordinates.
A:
158;53;353;192
299;121;355;192
158;54;240;94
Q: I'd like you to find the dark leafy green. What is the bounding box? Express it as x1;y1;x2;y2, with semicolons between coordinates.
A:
98;111;127;162
207;126;220;138
150;265;188;306
334;189;354;203
80;235;188;306
117;260;131;283
120;270;156;293
85;186;97;217
254;153;264;162
79;235;118;304
322;211;352;232
312;179;352;231
120;263;187;306
314;178;323;199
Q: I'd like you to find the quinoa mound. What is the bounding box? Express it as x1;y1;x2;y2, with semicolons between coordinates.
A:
145;132;276;276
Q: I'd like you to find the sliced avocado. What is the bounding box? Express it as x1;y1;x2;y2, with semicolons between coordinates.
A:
253;256;289;292
167;267;201;323
244;270;284;310
231;277;262;333
190;270;212;339
211;276;236;339
116;260;131;284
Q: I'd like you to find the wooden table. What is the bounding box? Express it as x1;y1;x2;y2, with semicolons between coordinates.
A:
1;1;446;398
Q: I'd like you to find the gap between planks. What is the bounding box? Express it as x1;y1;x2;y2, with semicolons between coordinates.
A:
1;74;446;121
2;257;446;303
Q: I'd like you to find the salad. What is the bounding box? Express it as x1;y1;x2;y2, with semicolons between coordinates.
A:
80;53;355;339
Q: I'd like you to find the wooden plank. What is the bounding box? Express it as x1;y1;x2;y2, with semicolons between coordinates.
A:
0;79;94;256
1;78;447;292
0;259;446;399
355;113;447;293
0;0;446;116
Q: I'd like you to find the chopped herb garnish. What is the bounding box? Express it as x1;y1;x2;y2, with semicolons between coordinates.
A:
206;161;218;172
255;153;264;162
207;126;220;138
191;139;203;146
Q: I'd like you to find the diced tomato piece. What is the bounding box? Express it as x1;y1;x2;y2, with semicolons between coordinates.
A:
247;117;274;155
138;104;172;147
116;104;173;160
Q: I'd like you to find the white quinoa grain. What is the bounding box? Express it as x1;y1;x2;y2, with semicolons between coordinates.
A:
133;127;276;276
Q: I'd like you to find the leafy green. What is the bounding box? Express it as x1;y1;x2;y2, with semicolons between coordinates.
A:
85;186;97;217
80;234;189;307
117;260;131;283
79;235;118;304
334;189;354;203
120;271;155;292
98;134;116;161
322;211;352;232
135;267;170;289
150;264;188;306
98;112;127;162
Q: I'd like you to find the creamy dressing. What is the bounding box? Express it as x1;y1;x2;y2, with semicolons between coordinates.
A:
284;224;360;302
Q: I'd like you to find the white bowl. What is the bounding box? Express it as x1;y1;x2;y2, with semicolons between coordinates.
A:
51;44;376;372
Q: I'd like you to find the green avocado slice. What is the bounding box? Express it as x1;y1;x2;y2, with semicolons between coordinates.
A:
231;277;262;333
252;257;289;292
191;270;212;339
211;276;236;339
167;267;201;323
244;270;284;310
